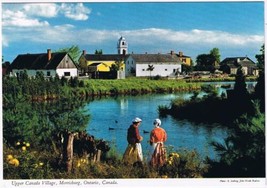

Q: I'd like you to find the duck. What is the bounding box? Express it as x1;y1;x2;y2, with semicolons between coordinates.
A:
109;127;115;130
143;130;149;134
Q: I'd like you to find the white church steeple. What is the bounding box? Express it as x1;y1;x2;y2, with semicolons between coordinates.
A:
117;36;128;55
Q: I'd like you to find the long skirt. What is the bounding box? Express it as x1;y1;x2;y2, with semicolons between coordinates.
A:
150;142;166;167
123;143;143;164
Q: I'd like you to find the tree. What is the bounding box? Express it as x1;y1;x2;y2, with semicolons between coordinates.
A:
253;71;265;112
195;54;216;72
195;48;221;72
255;44;264;70
55;45;81;62
232;66;252;116
209;48;220;66
182;64;193;74
110;59;124;72
208;102;265;177
95;49;103;55
147;64;155;79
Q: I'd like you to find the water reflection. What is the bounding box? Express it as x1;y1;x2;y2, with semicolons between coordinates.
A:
85;93;230;160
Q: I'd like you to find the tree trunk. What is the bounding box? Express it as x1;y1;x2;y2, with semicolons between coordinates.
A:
63;132;74;173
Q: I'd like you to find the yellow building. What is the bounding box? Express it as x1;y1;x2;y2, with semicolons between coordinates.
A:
78;50;126;75
176;51;192;66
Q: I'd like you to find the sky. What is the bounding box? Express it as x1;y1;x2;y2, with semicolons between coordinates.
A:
1;1;265;63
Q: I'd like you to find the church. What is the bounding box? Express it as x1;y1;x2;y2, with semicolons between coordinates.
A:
79;36;183;78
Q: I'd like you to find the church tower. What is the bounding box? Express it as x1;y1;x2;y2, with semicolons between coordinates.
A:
117;36;128;55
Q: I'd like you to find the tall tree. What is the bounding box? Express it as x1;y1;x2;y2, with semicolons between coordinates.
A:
195;54;216;72
209;47;220;66
55;45;81;62
195;48;220;72
232;66;253;116
208;102;265;177
255;44;264;70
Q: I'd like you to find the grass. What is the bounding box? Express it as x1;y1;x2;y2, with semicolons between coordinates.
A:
3;142;208;179
80;78;202;97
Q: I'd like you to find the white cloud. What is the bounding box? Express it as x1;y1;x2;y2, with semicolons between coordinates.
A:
23;3;58;18
2;3;92;28
2;9;49;27
60;3;91;21
3;25;263;48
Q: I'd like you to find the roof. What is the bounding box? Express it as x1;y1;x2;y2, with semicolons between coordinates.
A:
129;54;182;63
88;62;102;67
220;57;256;64
220;57;258;69
11;52;70;70
84;54;127;61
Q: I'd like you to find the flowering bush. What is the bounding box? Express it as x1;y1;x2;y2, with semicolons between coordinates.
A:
3;141;54;179
159;149;208;178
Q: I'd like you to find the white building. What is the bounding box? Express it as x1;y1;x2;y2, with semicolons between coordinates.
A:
11;49;78;78
117;36;128;55
125;53;182;77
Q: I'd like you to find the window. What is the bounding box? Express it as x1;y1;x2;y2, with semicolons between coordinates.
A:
165;69;167;71
47;71;51;76
64;72;71;76
142;69;145;71
173;69;176;73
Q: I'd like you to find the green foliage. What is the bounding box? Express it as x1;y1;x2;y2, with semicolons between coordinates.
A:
3;74;90;149
255;44;264;69
207;102;265;177
55;45;81;62
195;48;220;72
159;149;208;178
253;71;265;111
95;49;103;55
209;47;221;65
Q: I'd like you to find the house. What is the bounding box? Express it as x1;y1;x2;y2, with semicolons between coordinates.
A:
220;57;259;76
171;51;192;66
78;51;126;79
125;53;182;77
11;49;78;78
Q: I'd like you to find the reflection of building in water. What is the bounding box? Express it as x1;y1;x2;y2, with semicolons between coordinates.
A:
247;82;256;93
120;98;128;113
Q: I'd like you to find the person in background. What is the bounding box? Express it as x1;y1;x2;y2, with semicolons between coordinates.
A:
149;118;167;168
123;117;143;165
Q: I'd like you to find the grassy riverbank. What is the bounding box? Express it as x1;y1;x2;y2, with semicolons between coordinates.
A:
79;78;202;97
4;142;208;179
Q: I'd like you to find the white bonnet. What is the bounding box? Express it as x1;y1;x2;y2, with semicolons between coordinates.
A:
132;117;142;123
153;118;161;126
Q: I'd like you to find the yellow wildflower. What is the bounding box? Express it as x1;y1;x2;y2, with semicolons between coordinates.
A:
6;155;13;161
39;162;44;166
16;142;21;146
26;143;30;147
161;175;168;178
9;158;19;167
22;146;27;151
77;161;81;168
168;160;172;165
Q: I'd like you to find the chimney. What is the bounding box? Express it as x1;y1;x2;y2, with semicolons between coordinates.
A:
47;49;52;61
171;50;174;55
82;50;86;56
178;51;183;57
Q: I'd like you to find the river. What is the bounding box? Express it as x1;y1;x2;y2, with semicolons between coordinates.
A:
85;81;256;160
